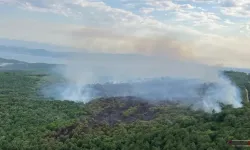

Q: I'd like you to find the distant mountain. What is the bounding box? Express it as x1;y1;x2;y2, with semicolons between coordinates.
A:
0;39;143;59
0;57;25;64
1;39;250;74
0;57;56;71
0;38;76;52
0;45;148;64
0;45;74;58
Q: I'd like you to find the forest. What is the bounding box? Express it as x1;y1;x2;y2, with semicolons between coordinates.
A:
0;70;250;150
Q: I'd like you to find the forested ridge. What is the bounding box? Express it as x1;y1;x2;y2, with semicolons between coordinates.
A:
0;71;250;150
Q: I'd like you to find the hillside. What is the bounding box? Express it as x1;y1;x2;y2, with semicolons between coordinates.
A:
0;45;71;58
0;45;145;60
0;70;250;149
0;57;25;63
0;57;56;71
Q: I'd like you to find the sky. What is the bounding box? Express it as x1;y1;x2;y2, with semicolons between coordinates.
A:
0;0;250;68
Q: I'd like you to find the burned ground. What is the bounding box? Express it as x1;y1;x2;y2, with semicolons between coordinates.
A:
51;96;162;139
90;96;159;126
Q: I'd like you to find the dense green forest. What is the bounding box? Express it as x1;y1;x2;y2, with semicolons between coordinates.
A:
1;70;250;150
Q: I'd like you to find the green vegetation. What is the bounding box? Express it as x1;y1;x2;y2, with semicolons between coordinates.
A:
0;72;88;150
0;70;250;150
224;71;250;103
122;106;138;117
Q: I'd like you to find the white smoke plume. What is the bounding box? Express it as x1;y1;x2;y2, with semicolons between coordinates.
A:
43;53;242;113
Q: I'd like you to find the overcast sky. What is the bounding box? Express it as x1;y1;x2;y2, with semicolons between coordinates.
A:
0;0;250;68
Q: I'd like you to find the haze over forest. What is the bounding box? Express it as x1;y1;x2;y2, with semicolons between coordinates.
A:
1;0;250;149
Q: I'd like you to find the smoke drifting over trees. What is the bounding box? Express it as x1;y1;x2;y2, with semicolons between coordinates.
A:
43;53;242;112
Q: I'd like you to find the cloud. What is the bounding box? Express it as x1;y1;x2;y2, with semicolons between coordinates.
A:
168;7;224;30
191;0;217;3
145;0;195;11
123;0;223;30
140;7;155;14
0;0;77;18
219;0;250;17
1;0;250;68
219;0;237;7
0;0;8;3
175;0;217;4
224;19;235;24
20;2;75;17
2;17;249;68
175;11;221;24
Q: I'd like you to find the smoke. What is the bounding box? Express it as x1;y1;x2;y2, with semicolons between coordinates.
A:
42;53;242;113
70;27;195;57
40;25;243;113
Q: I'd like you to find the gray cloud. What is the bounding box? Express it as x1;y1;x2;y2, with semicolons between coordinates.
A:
219;0;250;17
220;0;237;7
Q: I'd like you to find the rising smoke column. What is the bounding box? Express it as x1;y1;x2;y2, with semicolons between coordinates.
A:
192;76;242;112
